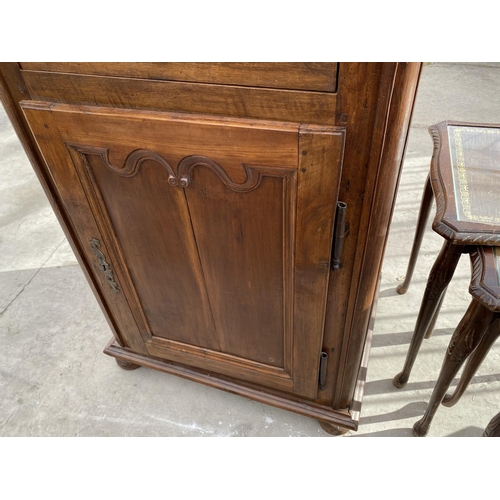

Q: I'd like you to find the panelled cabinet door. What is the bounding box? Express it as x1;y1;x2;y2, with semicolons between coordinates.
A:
22;102;345;399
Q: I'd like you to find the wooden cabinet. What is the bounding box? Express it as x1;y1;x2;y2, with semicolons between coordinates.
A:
0;62;421;434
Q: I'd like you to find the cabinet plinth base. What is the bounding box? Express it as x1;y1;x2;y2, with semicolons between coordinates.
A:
103;338;359;431
115;358;141;371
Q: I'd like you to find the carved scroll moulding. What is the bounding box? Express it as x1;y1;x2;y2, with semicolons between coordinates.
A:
68;145;266;193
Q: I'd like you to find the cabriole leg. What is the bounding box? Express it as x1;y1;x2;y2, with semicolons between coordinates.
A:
442;317;500;407
397;175;433;295
413;300;495;437
393;240;463;388
424;290;446;339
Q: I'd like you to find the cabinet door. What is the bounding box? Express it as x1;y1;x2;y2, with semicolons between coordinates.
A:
22;102;344;399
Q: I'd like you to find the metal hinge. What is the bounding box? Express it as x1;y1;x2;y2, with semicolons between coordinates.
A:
332;201;347;271
319;351;328;389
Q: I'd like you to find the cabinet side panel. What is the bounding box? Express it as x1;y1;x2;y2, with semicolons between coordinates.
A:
335;63;422;408
319;63;386;407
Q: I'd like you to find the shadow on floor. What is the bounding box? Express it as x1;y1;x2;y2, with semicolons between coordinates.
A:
445;426;484;437
351;427;414;437
364;374;500;397
371;328;452;348
359;401;428;426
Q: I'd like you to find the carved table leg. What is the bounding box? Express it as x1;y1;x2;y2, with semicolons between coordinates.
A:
483;411;500;437
393;240;463;388
397;175;433;295
424;290;446;340
413;299;496;437
319;421;350;436
442;317;500;407
115;358;141;370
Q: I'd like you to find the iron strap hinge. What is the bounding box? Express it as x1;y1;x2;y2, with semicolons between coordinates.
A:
319;351;328;389
332;201;347;271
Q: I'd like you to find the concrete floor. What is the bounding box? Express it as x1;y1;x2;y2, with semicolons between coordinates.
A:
1;63;500;437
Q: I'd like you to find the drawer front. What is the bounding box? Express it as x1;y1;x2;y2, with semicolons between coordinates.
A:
19;62;339;92
22;101;344;399
21;70;337;125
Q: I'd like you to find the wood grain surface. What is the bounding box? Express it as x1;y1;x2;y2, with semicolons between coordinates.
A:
21;100;344;400
20;62;338;92
22;70;337;125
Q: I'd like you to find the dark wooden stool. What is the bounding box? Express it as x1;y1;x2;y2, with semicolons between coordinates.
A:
393;121;500;389
412;246;500;436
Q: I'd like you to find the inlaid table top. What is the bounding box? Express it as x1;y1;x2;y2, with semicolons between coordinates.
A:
470;246;500;311
429;121;500;245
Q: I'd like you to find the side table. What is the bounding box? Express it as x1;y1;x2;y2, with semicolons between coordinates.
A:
413;246;500;436
394;121;500;389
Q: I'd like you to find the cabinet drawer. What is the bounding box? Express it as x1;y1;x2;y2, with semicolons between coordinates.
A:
19;62;339;92
21;69;337;125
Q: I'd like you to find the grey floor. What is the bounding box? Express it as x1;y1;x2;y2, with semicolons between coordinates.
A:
1;63;500;437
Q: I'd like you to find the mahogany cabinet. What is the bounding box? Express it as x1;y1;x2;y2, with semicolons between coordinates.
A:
0;62;422;434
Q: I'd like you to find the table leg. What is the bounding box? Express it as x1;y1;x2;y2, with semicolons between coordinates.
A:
442;317;500;407
397;175;433;295
413;299;496;437
393;240;463;388
424;290;446;339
